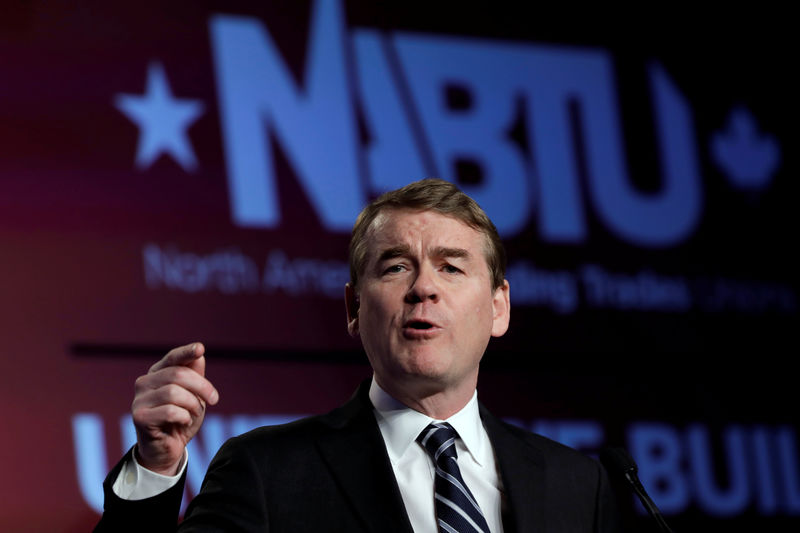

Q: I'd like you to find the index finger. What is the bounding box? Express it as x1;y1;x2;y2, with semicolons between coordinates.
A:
149;342;205;374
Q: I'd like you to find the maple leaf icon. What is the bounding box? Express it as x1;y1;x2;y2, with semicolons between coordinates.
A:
711;107;780;191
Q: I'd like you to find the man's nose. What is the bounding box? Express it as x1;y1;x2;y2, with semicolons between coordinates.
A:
405;265;439;303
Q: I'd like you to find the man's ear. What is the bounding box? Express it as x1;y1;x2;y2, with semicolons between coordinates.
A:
490;279;510;337
345;283;360;337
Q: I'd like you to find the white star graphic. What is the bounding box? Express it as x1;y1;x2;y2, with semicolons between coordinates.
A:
115;62;204;172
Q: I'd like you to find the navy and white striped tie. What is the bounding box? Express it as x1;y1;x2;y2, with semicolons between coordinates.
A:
417;422;491;533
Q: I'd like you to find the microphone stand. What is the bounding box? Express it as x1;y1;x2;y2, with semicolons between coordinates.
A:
600;447;676;533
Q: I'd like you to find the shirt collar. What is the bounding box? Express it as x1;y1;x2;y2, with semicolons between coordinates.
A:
369;377;487;466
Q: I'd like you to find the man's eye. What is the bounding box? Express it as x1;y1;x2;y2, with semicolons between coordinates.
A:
384;264;405;274
443;264;462;274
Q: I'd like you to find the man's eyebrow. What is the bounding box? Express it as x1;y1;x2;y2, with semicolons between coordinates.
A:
432;246;470;259
377;245;470;262
378;245;411;261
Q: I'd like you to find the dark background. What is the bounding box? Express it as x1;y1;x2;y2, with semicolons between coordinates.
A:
0;1;795;531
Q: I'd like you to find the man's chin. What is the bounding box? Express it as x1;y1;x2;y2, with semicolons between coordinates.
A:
400;353;453;380
397;365;466;393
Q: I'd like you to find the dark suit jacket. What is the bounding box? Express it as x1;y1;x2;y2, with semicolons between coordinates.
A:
96;382;620;532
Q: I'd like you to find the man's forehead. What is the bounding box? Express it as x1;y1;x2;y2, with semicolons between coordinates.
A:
367;208;477;243
363;208;489;261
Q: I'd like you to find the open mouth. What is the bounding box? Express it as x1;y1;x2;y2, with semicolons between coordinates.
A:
402;319;440;339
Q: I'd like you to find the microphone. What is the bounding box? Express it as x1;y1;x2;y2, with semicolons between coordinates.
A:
600;447;676;533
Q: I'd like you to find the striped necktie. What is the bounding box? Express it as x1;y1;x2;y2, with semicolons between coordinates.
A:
417;422;491;533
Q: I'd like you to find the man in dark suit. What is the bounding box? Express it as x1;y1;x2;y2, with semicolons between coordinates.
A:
95;179;620;532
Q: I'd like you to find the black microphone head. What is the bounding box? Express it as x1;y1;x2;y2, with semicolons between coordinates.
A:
600;447;638;476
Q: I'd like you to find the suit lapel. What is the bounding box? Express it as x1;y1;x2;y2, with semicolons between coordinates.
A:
316;382;414;533
481;404;547;533
313;383;548;533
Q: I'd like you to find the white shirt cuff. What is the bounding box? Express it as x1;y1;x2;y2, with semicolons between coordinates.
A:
111;448;188;500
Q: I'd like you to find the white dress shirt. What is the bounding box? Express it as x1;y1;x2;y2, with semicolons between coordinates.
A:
369;379;505;533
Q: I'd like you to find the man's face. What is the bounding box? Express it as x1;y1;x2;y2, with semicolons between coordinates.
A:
346;208;510;398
